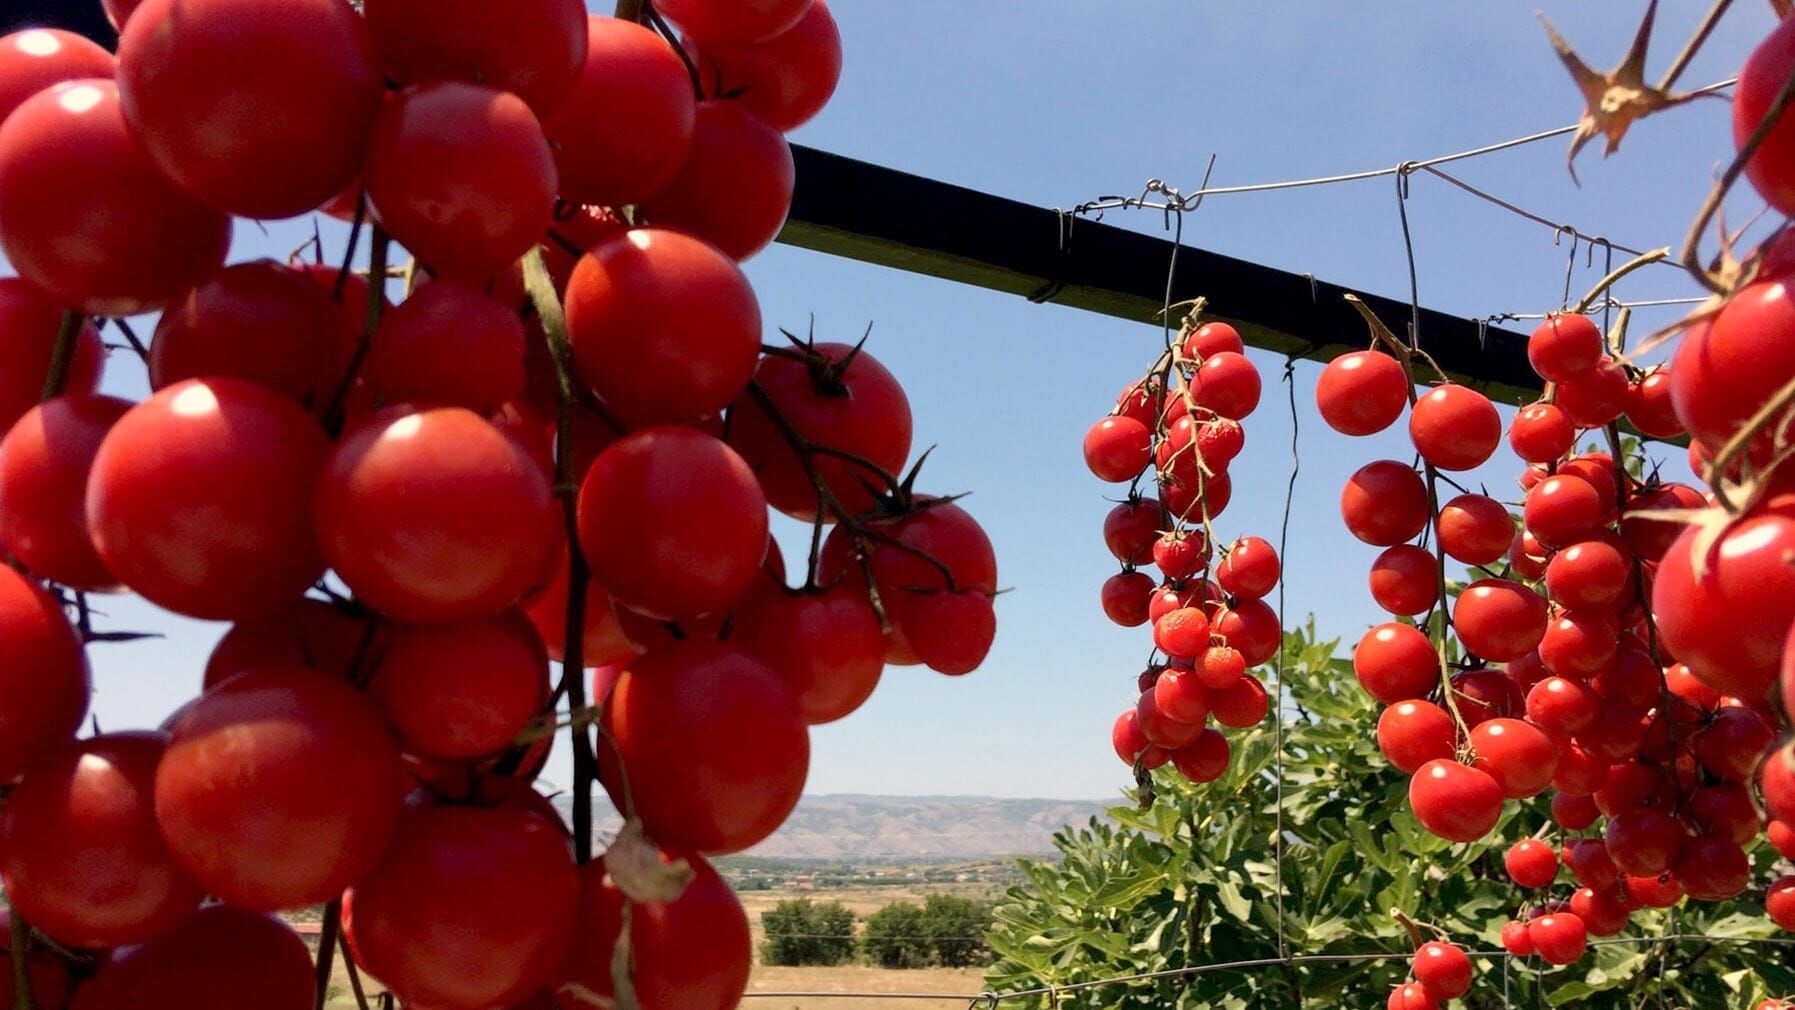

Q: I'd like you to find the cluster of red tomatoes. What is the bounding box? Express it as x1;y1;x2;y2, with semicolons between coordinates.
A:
1325;297;1789;996
1084;317;1280;788
0;2;998;1009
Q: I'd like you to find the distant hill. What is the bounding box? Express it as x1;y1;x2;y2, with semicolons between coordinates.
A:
552;793;1112;861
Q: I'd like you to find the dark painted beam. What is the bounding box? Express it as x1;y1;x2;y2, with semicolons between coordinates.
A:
780;146;1543;407
17;2;1544;406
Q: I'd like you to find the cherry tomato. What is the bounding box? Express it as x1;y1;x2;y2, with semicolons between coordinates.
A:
685;0;841;131
565;229;760;430
68;906;314;1010
1452;579;1547;662
1673;279;1795;459
0;395;130;590
118;0;383;219
640;99;793;260
0;29;115;125
658;0;813;46
546;17;697;207
156;667;403;912
1409;759;1503;842
1735;13;1795;215
1505;838;1558;888
1353;623;1438;704
366;82;557;282
363;279;527;412
0;732;203;948
86;379;327;621
597;642;808;854
521;560;637;670
734;584;884;723
1528;913;1587;965
1528;313;1604;382
1435;493;1513;566
0;567;89;786
1409;383;1499;471
316;406;559;624
1470;717;1557;798
1508;402;1576;463
0;81;229;315
1412;941;1471;1001
1315;349;1408;435
1653;497;1795;700
1377;700;1455;774
370;610;549;760
1083;416;1152;482
1623;368;1682;438
363;0;586;118
1341;460;1428;546
202;597;379;689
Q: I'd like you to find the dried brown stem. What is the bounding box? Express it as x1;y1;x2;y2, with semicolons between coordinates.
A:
1572;248;1669;314
1704;368;1795;512
1659;0;1736;91
1683;66;1795;291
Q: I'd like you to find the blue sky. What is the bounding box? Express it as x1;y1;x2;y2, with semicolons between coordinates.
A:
13;1;1770;800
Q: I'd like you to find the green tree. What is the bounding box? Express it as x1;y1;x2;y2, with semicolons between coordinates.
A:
922;894;996;967
984;623;1789;1009
862;901;933;969
760;898;857;967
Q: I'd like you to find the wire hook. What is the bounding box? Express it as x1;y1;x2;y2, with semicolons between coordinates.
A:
967;992;1001;1010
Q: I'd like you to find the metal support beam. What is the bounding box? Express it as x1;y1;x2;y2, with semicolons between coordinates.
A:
781;146;1542;406
16;3;1544;405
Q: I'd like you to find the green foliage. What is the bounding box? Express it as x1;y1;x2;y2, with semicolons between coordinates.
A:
863;901;934;969
922;894;997;967
985;621;1789;1009
759;898;857;967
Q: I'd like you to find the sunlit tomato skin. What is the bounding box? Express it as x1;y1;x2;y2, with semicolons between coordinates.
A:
86;379;328;621
0;395;129;590
556;853;750;1010
156;666;403;912
364;0;586;118
1620;482;1704;562
1509;402;1576;463
546;17;696;207
1436;494;1513;566
118;0;383;219
734;584;884;724
0;732;203;948
203;598;379;690
370;610;549;761
349;805;579;1010
1191;351;1261;419
1735;13;1795;215
317;406;559;625
0;81;230;315
1653;499;1795;701
1673;279;1795;458
1471;717;1558;799
0;567;90;786
367;82;557;282
1412;941;1471;1001
522;560;637;670
1100;571;1155;627
1353;623;1438;704
1216;536;1279;600
68;905;314;1010
1368;544;1436;616
1528;913;1588;965
1523;474;1606;550
577;426;768;621
1555;358;1629;428
1528;314;1604;383
1377;700;1456;774
1315;350;1407;435
1624;369;1683;438
0;29;115;125
0;280;104;437
1410;384;1499;471
565;229;760;430
1341;460;1429;546
597;642;808;854
1083;416;1152;482
363;279;526;412
685;0;840;132
728;342;913;521
640;100;793;261
660;0;812;46
1506;838;1558;888
1409;759;1503;842
1452;579;1548;662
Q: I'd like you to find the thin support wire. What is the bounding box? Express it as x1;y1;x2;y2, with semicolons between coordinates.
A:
1273;353;1301;973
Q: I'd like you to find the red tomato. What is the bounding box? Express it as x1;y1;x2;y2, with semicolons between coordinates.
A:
1452;579;1547;662
1508;402;1576;463
597;642;808;854
1673;834;1750;901
734;584;884;723
1408;759;1503;842
684;0;841;131
1435;493;1513;566
576;426;767;621
367;82;556;282
1190;351;1261;419
363;0;586;118
316;406;558;624
1376;700;1456;773
1168;729;1228;783
1353;623;1438;704
1388;982;1440;1010
1624;368;1682;438
659;0;812;46
86;379;327;621
1453;668;1523;727
1528;913;1587;965
546;17;697;207
1184;322;1244;359
1653;498;1795;700
1315;350;1408;436
118;0;382;219
1523;474;1606;549
0;567;89;785
555;853;749;1010
1525;676;1600;736
640;100;793;260
1555;357;1629;428
1619;482;1704;561
155;666;403;911
727;342;912;520
349;805;578;1009
1601;808;1685;877
0;81;229;315
1100;571;1155;627
1211;598;1279;666
1340;460;1428;546
1211;674;1268;727
1412;941;1471;1001
0;279;104;436
1544;540;1630;611
363;279;527;412
150;260;358;410
1735;14;1795;215
565;229;760;430
1470;717;1557;798
0;29;115;125
1368;544;1436;616
1672;279;1795;458
1216;536;1279;599
0;732;203;948
1528;313;1604;382
1409;384;1499;471
1768;877;1795;932
1505;838;1558;888
521;560;637;669
0;395;129;590
371;610;549;760
1083;416;1151;482
69;906;314;1010
203;597;378;689
1537;610;1619;680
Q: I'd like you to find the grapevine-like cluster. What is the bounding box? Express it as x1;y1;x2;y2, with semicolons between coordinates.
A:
0;2;998;1009
1085;307;1281;793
